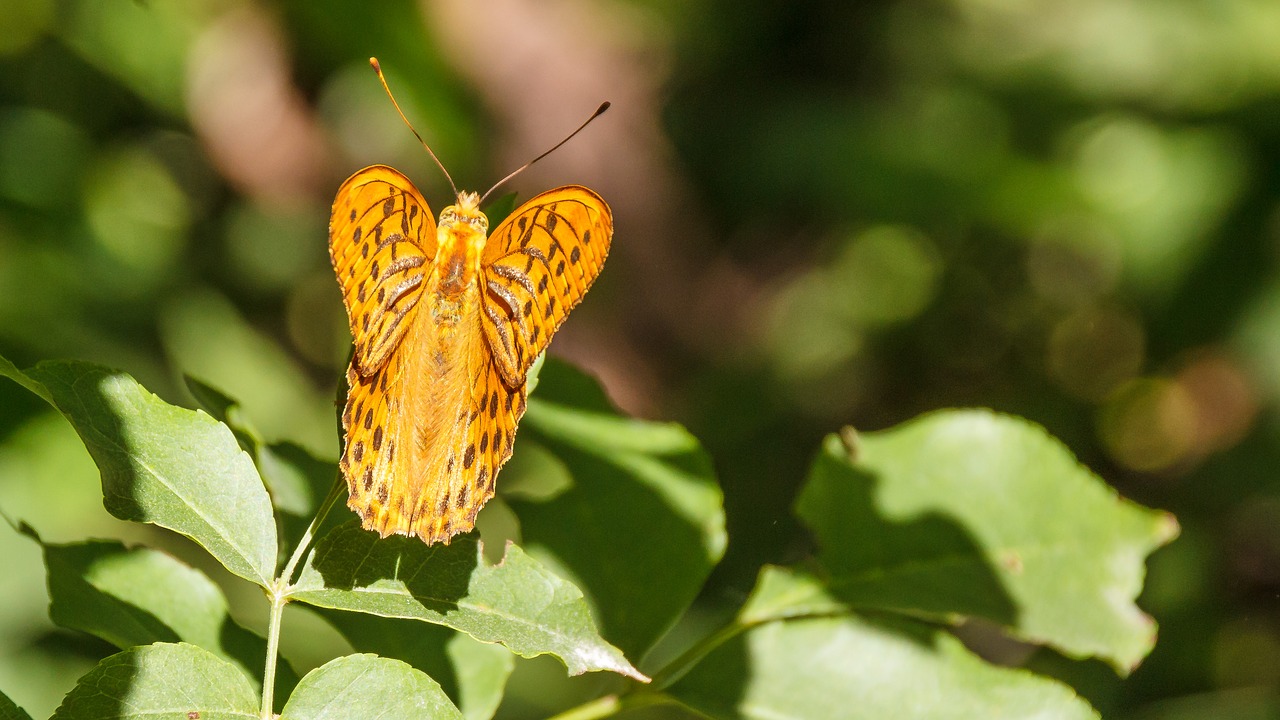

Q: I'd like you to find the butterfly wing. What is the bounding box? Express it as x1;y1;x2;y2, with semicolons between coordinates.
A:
479;186;612;386
329;165;437;375
330;165;437;534
405;333;528;543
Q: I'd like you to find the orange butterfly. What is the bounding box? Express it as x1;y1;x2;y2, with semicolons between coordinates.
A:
329;60;612;544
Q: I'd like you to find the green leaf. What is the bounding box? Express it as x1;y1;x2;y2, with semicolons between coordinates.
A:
51;642;258;719
34;532;298;699
482;191;519;228
0;357;278;587
185;374;350;565
669;614;1099;720
280;654;462;720
798;412;1179;673
319;613;513;720
511;359;726;658
0;689;34;720
290;521;646;681
0;354;52;405
666;566;1099;720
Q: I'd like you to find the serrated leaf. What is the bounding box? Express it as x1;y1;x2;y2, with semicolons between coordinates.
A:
319;613;513;720
798;411;1178;673
511;359;726;658
280;654;462;720
290;521;646;681
36;534;297;699
666;566;1099;720
0;689;33;720
0;357;277;587
51;642;258;719
185;374;351;566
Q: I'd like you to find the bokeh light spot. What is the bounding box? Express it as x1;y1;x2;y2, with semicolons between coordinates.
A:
1047;304;1145;401
84;145;190;281
1099;377;1196;472
834;225;943;326
0;107;88;209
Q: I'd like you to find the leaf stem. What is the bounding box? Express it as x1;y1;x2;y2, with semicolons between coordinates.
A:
543;692;668;720
279;472;345;587
260;582;287;719
648;621;746;689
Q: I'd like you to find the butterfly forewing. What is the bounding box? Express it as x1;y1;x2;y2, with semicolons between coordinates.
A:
329;165;437;374
480;186;612;387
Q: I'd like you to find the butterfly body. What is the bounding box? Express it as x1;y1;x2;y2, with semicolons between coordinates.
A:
330;165;611;544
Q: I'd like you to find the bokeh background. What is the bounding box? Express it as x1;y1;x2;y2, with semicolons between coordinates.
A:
1;0;1279;717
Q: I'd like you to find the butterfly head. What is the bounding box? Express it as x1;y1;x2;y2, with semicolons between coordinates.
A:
436;192;489;296
438;192;489;237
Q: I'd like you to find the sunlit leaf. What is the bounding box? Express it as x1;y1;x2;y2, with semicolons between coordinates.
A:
666;566;1099;720
279;654;461;720
798;411;1179;673
32;530;296;699
0;356;278;587
290;522;645;681
185;375;349;567
50;643;258;719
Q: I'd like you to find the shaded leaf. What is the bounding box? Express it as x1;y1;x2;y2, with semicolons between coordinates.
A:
51;642;258;719
0;689;33;720
482;191;519;229
0;357;277;587
280;654;462;720
34;532;297;699
320;613;513;720
1126;688;1280;720
290;521;645;681
798;412;1178;673
667;566;1098;720
511;359;726;659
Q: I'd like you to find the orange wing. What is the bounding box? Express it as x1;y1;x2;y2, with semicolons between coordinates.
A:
330;165;436;539
329;165;436;375
479;186;612;386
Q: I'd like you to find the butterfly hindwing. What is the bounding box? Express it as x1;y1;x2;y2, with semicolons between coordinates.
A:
408;336;527;543
329;165;437;375
479;186;612;386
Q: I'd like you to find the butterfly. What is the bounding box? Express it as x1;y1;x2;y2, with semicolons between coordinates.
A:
329;60;612;544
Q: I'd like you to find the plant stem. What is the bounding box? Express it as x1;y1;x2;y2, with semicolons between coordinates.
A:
648;621;745;689
278;472;345;587
260;472;345;718
543;692;667;720
260;583;287;720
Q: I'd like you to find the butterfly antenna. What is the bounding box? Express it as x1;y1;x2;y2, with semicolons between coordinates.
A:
369;57;459;198
479;101;610;205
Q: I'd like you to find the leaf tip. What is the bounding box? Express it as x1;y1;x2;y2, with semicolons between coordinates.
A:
838;426;862;461
1154;511;1180;545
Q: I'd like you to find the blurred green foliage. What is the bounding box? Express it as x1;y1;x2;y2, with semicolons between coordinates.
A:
0;0;1277;717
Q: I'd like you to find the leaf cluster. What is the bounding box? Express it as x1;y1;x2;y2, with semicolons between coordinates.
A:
0;354;1174;719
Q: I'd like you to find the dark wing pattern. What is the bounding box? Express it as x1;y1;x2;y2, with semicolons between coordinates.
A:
329;164;437;376
479;186;612;387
